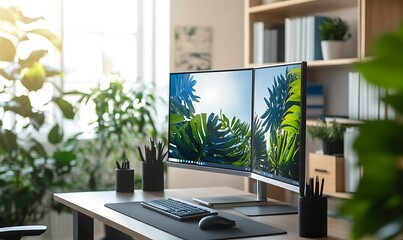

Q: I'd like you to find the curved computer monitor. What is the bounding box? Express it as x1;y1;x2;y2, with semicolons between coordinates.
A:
251;61;307;194
167;62;306;211
167;68;253;177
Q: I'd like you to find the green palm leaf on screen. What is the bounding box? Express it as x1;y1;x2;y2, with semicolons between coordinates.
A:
173;113;248;164
268;130;299;178
281;69;301;135
169;73;200;120
219;113;251;167
252;115;269;171
260;73;290;135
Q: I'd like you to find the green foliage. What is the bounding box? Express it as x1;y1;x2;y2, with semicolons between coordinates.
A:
0;7;76;226
252;116;268;170
70;80;163;191
268;130;298;177
260;70;291;135
281;68;301;134
254;67;301;179
319;17;352;41
169;73;200;120
307;120;346;142
340;24;403;239
169;74;251;168
171;113;250;165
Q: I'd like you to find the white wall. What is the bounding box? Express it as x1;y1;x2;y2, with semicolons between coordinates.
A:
170;0;245;70
168;0;246;190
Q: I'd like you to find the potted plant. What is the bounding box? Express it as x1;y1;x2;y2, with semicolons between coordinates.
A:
68;79;166;239
0;6;77;226
307;120;346;155
70;79;164;191
319;17;352;59
340;24;403;239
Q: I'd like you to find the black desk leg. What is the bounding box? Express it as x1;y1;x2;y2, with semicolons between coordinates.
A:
73;210;94;240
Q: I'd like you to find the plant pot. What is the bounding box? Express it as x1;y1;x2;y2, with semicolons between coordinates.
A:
321;40;344;60
322;140;344;155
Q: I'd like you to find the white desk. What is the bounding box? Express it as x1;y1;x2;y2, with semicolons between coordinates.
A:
54;187;350;239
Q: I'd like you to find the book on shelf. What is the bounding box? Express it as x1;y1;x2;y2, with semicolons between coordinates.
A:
348;72;360;120
306;83;324;119
253;22;285;64
263;27;277;63
285;15;326;62
253;21;264;64
348;72;389;121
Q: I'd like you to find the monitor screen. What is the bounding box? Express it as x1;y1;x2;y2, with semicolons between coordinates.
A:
168;68;253;176
251;62;306;193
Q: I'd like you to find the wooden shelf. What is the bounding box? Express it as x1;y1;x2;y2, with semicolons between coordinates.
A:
307;117;363;127
249;0;357;17
307;58;359;68
325;191;352;199
245;0;402;199
248;58;359;68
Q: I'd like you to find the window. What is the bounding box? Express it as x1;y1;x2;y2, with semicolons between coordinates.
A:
1;0;170;135
62;0;138;92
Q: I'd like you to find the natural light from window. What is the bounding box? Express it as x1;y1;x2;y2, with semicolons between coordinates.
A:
1;0;170;137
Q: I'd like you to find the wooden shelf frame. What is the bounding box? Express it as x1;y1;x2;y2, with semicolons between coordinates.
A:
245;0;403;67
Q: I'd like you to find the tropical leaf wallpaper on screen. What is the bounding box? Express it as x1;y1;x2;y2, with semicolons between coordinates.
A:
169;71;252;169
253;66;302;181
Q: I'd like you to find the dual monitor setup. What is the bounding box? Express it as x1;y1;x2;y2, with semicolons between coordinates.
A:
168;61;307;216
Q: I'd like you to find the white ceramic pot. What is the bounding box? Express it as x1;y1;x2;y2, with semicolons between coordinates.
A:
321;40;344;60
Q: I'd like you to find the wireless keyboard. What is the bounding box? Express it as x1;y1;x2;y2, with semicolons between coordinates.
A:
141;198;218;221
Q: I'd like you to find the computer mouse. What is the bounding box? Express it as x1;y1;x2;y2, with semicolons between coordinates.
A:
198;215;236;230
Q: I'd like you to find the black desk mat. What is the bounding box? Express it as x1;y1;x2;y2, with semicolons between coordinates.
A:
105;202;286;240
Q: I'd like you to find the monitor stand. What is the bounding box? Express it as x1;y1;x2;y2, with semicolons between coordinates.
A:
193;180;267;208
234;180;298;216
193;181;267;208
193;181;298;216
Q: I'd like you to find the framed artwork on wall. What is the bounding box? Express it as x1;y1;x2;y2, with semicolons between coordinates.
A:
174;26;212;71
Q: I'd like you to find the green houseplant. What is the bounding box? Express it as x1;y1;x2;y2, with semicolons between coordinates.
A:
319;17;352;41
69;79;164;191
68;79;166;240
319;17;352;60
0;7;77;226
307;120;346;155
340;24;403;239
252;67;302;179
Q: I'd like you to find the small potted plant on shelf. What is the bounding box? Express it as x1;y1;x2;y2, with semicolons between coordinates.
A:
319;17;352;60
307;120;346;155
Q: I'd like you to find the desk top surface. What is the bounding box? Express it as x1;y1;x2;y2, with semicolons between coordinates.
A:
54;187;350;240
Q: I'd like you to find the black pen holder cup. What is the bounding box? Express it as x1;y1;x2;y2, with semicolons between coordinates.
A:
115;168;134;193
299;196;327;238
142;162;164;191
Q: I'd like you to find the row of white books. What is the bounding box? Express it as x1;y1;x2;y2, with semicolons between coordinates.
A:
253;22;284;64
348;72;395;120
285;15;326;62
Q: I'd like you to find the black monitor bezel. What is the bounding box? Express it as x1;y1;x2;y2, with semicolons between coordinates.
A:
250;61;307;193
167;67;254;177
167;62;306;194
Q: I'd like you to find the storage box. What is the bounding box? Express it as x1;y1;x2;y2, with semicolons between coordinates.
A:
308;153;345;193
